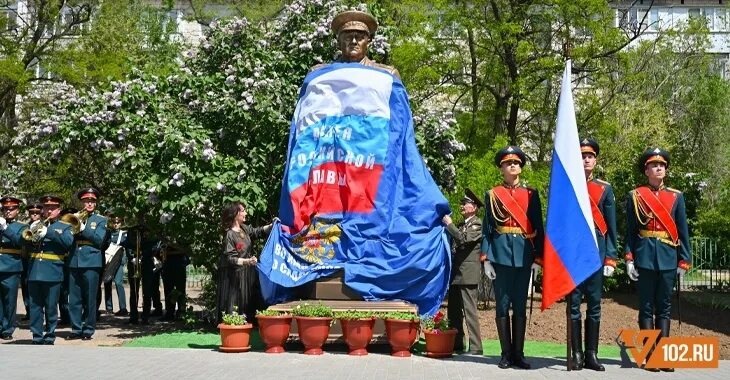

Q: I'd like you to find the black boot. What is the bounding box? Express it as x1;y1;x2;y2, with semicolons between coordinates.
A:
639;318;660;372
495;317;512;369
570;319;584;370
584;319;605;371
511;315;531;369
656;319;674;372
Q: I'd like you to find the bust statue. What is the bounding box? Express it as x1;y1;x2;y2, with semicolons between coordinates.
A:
311;11;400;78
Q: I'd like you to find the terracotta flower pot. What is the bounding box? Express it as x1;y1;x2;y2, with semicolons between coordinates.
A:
256;314;293;353
340;317;375;356
424;328;458;358
295;316;332;355
218;323;253;353
384;318;419;357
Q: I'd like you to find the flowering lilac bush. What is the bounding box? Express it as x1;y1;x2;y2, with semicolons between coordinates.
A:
9;0;463;268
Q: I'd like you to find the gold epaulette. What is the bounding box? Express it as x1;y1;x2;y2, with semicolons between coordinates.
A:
666;187;682;194
370;63;400;78
594;178;611;186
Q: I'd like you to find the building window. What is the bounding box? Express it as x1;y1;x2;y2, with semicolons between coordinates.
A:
648;8;659;31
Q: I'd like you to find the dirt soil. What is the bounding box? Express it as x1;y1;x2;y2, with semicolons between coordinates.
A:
473;291;730;359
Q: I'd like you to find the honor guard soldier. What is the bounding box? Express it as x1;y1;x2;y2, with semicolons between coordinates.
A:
58;208;77;327
66;188;108;341
26;195;74;344
481;146;544;369
104;214;128;316
160;242;189;321
141;237;164;324
1;196;28;340
625;148;690;372
569;139;618;371
443;189;484;354
21;202;43;320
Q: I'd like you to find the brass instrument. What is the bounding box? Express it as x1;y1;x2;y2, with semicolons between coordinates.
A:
22;217;51;243
60;209;90;235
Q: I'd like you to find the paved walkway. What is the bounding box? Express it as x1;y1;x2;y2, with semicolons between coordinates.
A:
0;345;727;380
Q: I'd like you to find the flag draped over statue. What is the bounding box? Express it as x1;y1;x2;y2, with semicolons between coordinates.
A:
257;63;451;315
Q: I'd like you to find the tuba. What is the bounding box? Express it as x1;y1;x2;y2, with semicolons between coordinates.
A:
60;210;90;235
22;217;51;243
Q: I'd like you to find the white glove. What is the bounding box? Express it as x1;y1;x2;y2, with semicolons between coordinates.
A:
131;258;138;265
79;221;86;232
30;220;40;229
677;267;687;277
34;226;47;242
603;265;615;277
531;263;541;276
153;257;163;271
0;217;7;231
482;261;496;280
627;261;639;281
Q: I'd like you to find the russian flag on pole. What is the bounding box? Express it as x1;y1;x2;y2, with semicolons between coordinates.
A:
541;60;601;310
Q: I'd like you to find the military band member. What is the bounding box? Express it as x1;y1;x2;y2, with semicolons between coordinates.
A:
625;148;691;372
568;139;618;371
21;202;43;320
481;146;544;369
66;188;108;340
0;196;28;340
105;215;128;316
161;242;189;321
141;238;164;324
443;189;483;354
27;195;74;345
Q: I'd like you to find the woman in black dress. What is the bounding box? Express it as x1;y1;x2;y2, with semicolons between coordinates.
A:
217;202;272;323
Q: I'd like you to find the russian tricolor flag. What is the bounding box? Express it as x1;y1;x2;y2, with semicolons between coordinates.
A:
541;60;602;310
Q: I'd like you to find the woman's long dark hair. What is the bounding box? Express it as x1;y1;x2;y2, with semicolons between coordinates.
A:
221;202;244;231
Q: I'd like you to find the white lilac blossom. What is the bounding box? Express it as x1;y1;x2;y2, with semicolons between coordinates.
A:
169;173;185;187
160;212;174;224
216;183;226;191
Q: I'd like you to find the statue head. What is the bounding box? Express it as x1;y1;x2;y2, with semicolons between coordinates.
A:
331;11;378;62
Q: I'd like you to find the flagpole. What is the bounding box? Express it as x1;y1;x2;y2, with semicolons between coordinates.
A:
566;291;573;371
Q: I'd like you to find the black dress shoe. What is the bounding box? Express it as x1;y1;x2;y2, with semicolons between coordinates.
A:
1;334;13;340
44;340;55;345
151;309;163;317
31;340;43;345
467;349;483;355
115;309;129;316
128;318;139;325
65;334;82;341
21;314;30;321
82;336;92;341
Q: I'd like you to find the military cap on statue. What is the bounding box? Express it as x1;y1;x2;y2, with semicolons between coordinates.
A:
39;195;63;206
77;187;100;201
0;196;22;208
580;138;600;156
638;147;670;172
331;10;378;36
461;188;484;208
27;202;43;212
494;146;527;168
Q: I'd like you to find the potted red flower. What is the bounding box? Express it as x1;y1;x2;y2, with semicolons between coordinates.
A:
218;309;254;353
335;310;376;356
382;311;420;357
421;311;457;358
256;309;293;353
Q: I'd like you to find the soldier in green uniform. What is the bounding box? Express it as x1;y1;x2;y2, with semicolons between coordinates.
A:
66;188;108;341
568;139;618;371
105;215;128;316
160;242;189;321
625;147;691;372
481;146;544;369
443;188;483;354
0;196;28;340
27;195;74;344
21;202;43;321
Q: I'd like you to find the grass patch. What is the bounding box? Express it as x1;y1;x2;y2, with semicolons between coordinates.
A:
125;331;619;358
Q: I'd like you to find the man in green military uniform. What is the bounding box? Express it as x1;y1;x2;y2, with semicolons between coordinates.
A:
66;188;108;340
625;147;690;372
443;188;483;354
568;139;618;371
160;242;189;321
27;195;74;344
481;146;544;369
0;196;28;340
21;202;43;320
105;214;128;316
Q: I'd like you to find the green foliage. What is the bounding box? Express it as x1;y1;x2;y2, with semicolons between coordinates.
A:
256;309;290;317
291;302;334;318
334;310;375;320
221;309;248;325
379;311;419;321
